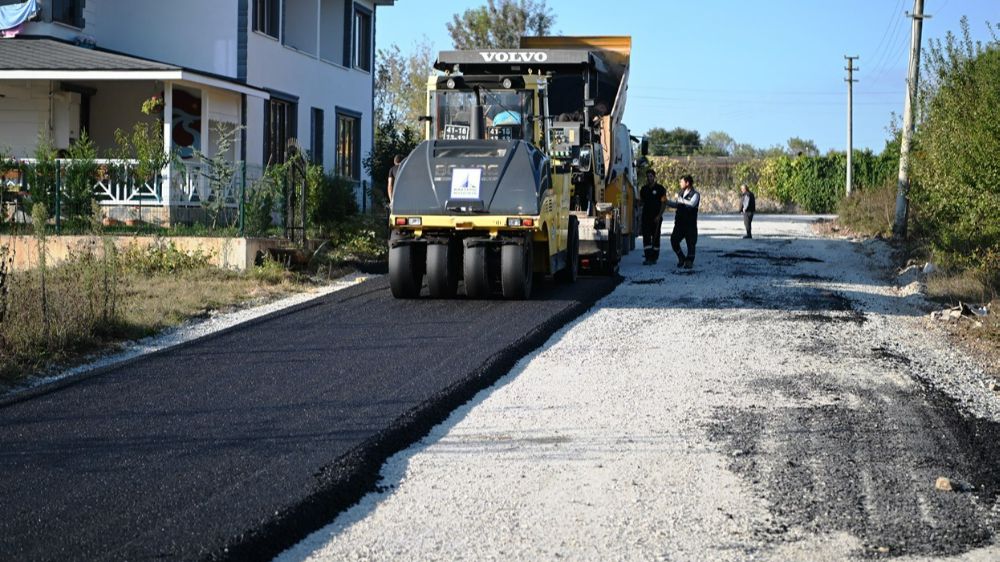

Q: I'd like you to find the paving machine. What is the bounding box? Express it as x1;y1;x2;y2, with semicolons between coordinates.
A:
389;36;644;299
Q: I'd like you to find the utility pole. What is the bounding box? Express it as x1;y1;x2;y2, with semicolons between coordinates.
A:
845;55;859;197
893;0;929;239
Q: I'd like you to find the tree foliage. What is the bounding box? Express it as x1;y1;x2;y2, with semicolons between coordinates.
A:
786;136;819;157
701;131;735;156
645;127;701;156
447;0;555;49
911;18;1000;274
363;116;421;202
374;39;434;130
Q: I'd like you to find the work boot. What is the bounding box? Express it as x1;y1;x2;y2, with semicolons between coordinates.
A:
683;258;694;269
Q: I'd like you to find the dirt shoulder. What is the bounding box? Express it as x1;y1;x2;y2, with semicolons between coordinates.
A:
812;217;1000;381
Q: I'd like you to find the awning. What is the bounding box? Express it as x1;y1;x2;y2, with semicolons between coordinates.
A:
0;37;269;99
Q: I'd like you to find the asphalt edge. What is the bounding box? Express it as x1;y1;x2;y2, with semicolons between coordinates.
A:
207;275;622;562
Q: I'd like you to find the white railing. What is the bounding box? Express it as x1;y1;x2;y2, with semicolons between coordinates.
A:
1;158;256;207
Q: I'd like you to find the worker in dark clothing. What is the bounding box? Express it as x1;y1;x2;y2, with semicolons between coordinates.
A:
667;174;700;269
740;183;756;239
387;154;404;204
639;169;667;265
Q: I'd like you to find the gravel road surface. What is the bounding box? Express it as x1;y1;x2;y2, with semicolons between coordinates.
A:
0;269;617;561
277;215;1000;562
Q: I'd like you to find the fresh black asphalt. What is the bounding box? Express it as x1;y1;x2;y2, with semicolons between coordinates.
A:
0;275;618;562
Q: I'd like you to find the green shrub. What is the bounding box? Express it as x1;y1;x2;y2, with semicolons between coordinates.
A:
837;179;898;238
29;135;58;216
63;132;100;226
307;168;358;234
911;21;1000;275
244;173;279;237
120;241;213;274
250;255;290;284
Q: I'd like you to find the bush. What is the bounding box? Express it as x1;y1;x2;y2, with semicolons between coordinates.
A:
244;173;279;237
63;132;100;227
120;241;213;274
837;180;898;238
29;135;58;217
911;21;1000;275
307;167;358;235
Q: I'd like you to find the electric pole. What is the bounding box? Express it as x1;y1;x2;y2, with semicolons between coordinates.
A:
845;55;859;197
893;0;929;239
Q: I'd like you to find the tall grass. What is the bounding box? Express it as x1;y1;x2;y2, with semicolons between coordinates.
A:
1;237;125;379
0;239;299;385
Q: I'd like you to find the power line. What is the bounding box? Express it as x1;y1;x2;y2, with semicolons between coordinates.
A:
868;4;911;84
629;95;898;107
867;0;907;76
630;85;898;96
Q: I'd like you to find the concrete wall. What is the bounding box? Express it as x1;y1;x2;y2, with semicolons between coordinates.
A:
5;234;290;272
0;81;50;157
85;0;240;78
247;0;375;179
85;80;156;156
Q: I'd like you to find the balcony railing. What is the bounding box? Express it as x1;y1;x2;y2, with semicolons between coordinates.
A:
1;159;260;207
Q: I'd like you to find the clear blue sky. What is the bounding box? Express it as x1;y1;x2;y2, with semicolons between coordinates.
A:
376;0;997;153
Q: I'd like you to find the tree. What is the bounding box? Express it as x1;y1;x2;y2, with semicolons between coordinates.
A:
375;38;434;130
787;137;819;157
701;130;735;157
447;0;555;49
645;127;671;156
645;127;701;156
732;142;759;159
363;115;421;203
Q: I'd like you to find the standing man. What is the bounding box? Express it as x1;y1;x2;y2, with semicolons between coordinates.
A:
386;154;404;204
667;174;700;269
740;183;756;239
639;169;667;265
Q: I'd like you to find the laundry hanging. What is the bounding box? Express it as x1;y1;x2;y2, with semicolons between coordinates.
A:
0;0;39;34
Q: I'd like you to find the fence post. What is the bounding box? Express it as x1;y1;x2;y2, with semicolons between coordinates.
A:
54;163;61;234
239;161;246;237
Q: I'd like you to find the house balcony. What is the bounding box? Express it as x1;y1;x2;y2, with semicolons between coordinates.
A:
1;158;269;226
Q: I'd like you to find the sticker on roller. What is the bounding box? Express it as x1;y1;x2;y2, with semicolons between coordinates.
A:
450;168;482;199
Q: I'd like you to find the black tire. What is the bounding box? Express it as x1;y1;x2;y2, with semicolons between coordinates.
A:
463;245;491;298
426;242;460;298
389;244;423;298
555;215;579;283
501;240;533;300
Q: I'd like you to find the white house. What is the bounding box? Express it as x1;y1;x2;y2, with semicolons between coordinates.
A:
0;0;393;224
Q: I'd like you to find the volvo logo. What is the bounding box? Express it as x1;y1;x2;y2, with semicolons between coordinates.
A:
479;51;549;63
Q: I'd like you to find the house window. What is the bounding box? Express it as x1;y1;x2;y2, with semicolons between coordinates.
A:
264;97;297;165
253;0;280;39
353;5;372;72
311;108;324;166
51;0;84;28
336;109;361;180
